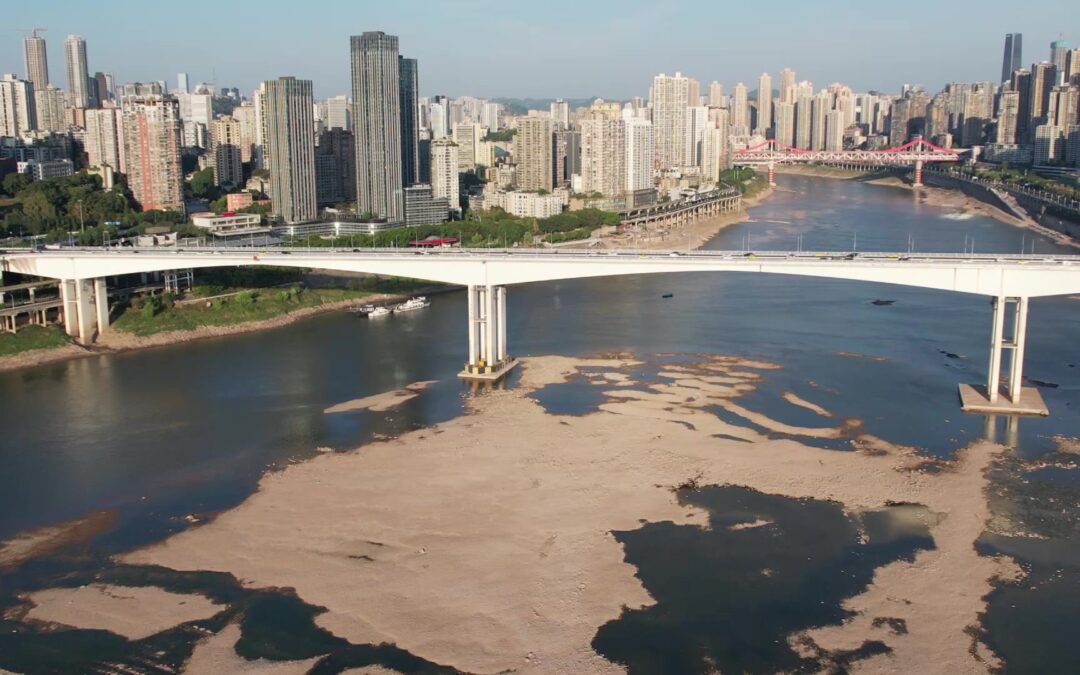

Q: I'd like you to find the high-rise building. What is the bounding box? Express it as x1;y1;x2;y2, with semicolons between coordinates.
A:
1011;69;1033;140
824;110;844;151
624;117;653;193
756;72;773;135
1001;34;1023;84
64;35;90;109
1067;49;1080;85
1048;86;1079;129
779;68;796;104
580;115;624;198
351;31;404;221
684;106;709;167
93;72;111;104
176;73;189;95
23;32;49;91
774;102;795;146
34;86;66;132
325;95;351;131
708;81;725;108
263;77;317;223
514;117;553;192
481;102;501;131
452;123;482;172
795;91;813;149
700;112;731;183
996;89;1020;144
810;91;831;150
398;56;420;188
1029;62;1057;133
731;82;749;136
1051;41;1071;83
430;138;459;213
84;107;125;172
650;72;690;169
550;99;570;130
1034;124;1063;163
121;95;184;212
315;128;356;206
210;116;243;188
0;74;36;136
231;101;258;163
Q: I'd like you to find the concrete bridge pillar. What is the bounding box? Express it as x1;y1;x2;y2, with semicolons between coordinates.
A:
94;278;109;334
986;296;1030;404
462;284;515;381
913;159;924;187
61;279;79;338
75;279;97;344
768;161;776;186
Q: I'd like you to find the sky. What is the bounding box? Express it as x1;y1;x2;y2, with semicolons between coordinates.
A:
2;0;1073;101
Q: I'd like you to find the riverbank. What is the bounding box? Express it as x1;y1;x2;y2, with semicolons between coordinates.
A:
603;185;775;251
81;353;1017;673
0;287;449;374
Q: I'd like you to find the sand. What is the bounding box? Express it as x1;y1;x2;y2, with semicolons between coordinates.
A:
22;584;222;640
113;354;1013;674
324;381;438;414
782;391;834;417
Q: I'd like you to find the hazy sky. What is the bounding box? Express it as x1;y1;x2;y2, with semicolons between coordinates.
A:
2;0;1072;100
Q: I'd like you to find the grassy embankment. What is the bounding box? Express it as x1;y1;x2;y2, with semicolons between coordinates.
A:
111;268;429;337
0;325;71;357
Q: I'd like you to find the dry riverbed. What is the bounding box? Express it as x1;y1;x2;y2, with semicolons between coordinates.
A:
12;353;1007;673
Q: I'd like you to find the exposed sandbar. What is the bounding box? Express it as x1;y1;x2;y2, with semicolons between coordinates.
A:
118;355;1012;673
23;584;221;640
324;381;438;414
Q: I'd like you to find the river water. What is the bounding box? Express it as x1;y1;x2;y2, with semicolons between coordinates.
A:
1;174;1078;672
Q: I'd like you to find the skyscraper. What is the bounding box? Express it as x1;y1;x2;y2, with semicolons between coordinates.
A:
263;77;317;224
650;72;690;169
580;114;624;198
34;86;66;132
430;138;459;213
210;116;243;188
996;90;1020;144
514;117;554;192
550;99;570;130
708;81;725;108
756;73;773;136
1051;40;1071;83
23;32;49;90
1001;34;1022;84
326;95;351;131
398;55;420;187
0;74;36;136
731;82;749;136
1029;62;1057;131
121;95;184;212
176;73;189;95
352;31;404;222
64;35;90;108
774;102;795;146
779;68;796;104
84;107;125;171
624;117;654;193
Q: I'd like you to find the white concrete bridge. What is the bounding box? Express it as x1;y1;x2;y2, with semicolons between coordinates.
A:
4;247;1080;412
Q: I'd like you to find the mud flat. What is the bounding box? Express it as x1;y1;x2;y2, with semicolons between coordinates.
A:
94;353;1016;673
21;584;222;640
0;510;116;572
324;381;438;414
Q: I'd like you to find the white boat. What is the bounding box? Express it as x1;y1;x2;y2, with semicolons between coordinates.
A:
367;306;391;318
393;296;430;313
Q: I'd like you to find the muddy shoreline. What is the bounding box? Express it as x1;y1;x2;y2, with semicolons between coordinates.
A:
0;287;454;375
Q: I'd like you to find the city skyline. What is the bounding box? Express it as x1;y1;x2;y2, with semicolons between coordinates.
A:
1;0;1074;100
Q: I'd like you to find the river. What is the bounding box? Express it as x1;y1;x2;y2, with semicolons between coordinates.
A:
1;174;1078;673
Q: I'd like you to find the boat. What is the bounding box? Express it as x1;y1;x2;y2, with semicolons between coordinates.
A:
367;306;391;318
394;296;430;313
662;293;674;299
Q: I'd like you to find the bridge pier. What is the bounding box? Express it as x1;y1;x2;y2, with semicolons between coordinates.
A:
60;278;109;343
913;159;924;188
959;295;1047;416
767;161;776;187
61;280;79;338
460;284;517;381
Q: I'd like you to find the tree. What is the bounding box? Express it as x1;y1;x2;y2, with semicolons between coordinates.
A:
188;168;219;200
2;173;30;197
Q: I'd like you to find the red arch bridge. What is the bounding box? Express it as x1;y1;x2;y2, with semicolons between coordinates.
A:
733;137;960;187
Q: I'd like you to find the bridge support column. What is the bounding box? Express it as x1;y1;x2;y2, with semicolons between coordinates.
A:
913;159;924;187
94;278;109;334
767;161;776;187
959;295;1046;416
75;279;97;344
460;284;517;382
61;279;79;338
